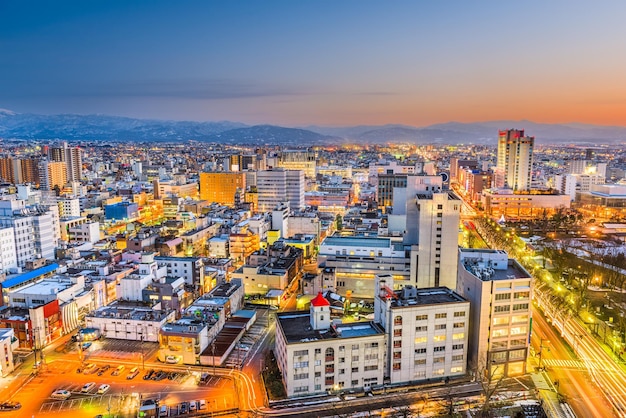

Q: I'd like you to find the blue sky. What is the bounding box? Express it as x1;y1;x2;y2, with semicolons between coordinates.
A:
1;1;626;126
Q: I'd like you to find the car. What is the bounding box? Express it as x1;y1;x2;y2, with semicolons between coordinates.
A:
97;365;111;376
158;405;170;417
165;355;179;364
82;363;97;374
189;400;197;412
0;401;21;411
81;342;92;350
127;367;139;380
97;384;110;394
179;402;189;414
166;371;177;380
198;400;207;410
50;389;71;400
153;371;167;381
143;369;155;380
111;365;125;376
81;382;96;393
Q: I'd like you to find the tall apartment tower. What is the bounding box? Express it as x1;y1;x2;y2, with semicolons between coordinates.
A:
48;142;82;182
495;129;534;191
199;172;246;207
256;168;304;212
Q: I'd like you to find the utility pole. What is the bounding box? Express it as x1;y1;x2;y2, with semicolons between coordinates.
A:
538;338;550;371
211;341;216;375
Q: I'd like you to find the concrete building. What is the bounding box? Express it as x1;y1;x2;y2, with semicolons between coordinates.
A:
85;304;174;342
0;328;17;377
318;236;411;298
155;256;205;294
481;189;571;219
199;172;246;207
457;248;532;377
495;129;534;191
0;227;17;274
277;149;316;178
48;142;82;183
40;161;67;191
57;198;81;218
412;192;461;289
275;293;386;397
0;199;59;266
374;275;469;384
257;168;305;212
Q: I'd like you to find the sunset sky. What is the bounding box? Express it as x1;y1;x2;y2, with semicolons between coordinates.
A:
1;1;626;127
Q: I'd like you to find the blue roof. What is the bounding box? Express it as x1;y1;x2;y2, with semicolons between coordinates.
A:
1;263;59;289
322;236;391;248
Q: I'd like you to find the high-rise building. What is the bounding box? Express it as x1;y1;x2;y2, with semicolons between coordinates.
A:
495;129;534;191
40;161;67;190
48;142;82;182
457;248;532;377
409;192;461;289
256;168;304;212
199;172;245;207
0;157;41;186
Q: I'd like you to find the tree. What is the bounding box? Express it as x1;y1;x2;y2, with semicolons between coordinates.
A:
473;362;507;418
335;214;343;231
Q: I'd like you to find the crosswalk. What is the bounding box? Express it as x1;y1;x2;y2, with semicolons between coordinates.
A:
542;358;586;369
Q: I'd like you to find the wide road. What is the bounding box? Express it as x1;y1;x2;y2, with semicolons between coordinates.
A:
532;304;616;417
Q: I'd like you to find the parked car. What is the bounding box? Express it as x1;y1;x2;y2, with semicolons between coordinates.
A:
152;371;166;381
50;390;71;400
82;363;97;375
127;367;139;380
198;400;207;410
97;384;110;394
97;365;111;376
81;342;92;350
179;402;189;414
158;405;170;417
0;401;21;410
81;382;96;393
111;365;125;376
189;400;198;412
143;369;154;380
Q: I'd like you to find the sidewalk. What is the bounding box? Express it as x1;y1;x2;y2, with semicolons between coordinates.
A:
530;371;566;418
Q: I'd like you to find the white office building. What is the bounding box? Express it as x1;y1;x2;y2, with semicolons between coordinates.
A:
374;275;469;384
0;227;17;274
257;168;305;212
275;293;386;397
457;248;532;377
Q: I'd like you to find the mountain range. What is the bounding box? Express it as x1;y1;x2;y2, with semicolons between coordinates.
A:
1;109;625;145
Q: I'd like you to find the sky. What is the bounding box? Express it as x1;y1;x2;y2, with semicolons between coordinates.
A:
1;1;626;127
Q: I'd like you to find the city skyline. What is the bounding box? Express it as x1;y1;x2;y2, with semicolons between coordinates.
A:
2;1;626;127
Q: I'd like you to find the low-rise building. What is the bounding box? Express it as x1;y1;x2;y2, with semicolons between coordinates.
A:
275;293;386;397
374;275;470;384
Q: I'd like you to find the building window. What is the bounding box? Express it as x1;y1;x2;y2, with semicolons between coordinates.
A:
433;346;445;352
394;315;403;325
453;333;465;340
452;344;464;350
415;348;427;354
416;314;428;321
435;324;446;330
435;313;447;319
364;365;378;371
495;293;511;301
433;335;446;342
393;340;402;348
415;326;428;332
394;329;402;337
453;322;465;328
325;347;334;362
452;354;464;362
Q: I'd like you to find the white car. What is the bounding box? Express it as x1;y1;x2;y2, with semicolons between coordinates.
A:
97;384;110;394
50;389;71;400
81;382;96;393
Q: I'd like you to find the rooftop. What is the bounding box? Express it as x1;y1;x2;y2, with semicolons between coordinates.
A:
388;286;468;308
87;305;169;322
322;236;391;248
276;312;384;344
